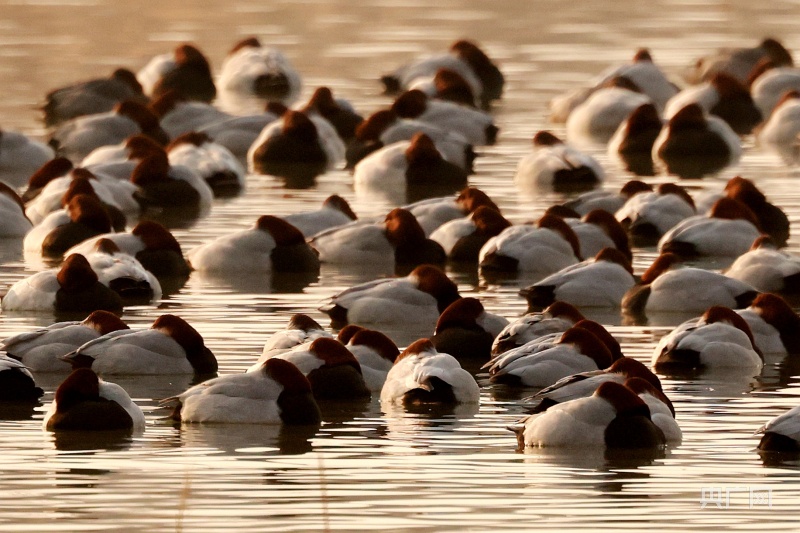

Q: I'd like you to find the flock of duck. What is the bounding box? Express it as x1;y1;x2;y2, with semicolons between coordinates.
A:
2;35;800;453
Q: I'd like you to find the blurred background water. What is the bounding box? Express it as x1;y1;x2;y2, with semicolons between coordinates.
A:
1;0;800;530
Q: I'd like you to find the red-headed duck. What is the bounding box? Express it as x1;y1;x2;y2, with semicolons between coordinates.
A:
136;43;216;102
515;131;604;191
608;103;663;175
391;89;498;145
281;194;357;238
430;206;511;262
336;325;399;392
520;247;635;311
430;297;509;362
130;151;214;213
319;264;461;327
405;186;499;236
148;91;230;139
622;252;759;315
187;215;319;273
724;177;789;247
665;72;761;134
80;238;162;305
653;305;763;372
683;37;793;85
43;368;144;431
166;131;245;196
380;338;479;405
41;68;148;127
258;314;333;361
513;380;666;448
652;103;741;178
725;236;800;293
616;182;696;245
658;197;762;258
62;313;217;375
172;358;320;425
49;100;169;162
217;37;302;113
757;89;800;161
1;254;123;314
562;179;653;216
737;293;800;355
2;310;128;372
491;301;586;355
250;337;370;400
301;86;363;142
558;208;632;261
478;214;582;274
565;78;652;145
24;193;114;258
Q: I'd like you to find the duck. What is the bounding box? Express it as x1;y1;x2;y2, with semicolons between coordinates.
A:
737;293;800;355
615;182;696;245
405;186;499;236
725;236;800;293
514;131;604;191
750;64;800;117
622;377;681;443
429;206;511;262
259;314;333;360
187;215;319;273
390;89;498;145
345;108;475;171
61;313;217;375
216;37;302;113
301;86;364;143
519;248;636;311
129;151;214;214
49;100;169;162
380;39;504;107
20;157;75;203
653;305;763;372
407;67;479;108
336;325;399;392
353;133;468;200
66;220;190;280
282;195;357;238
551;49;678;122
0;183;32;237
562;179;653;216
658;197;762;259
527;356;662;413
0;129;55;187
652;103;741;178
41;68;148;127
79;134;165;181
136;43;216;102
171;358;320;425
756;405;800;452
24;193;115;258
491;301;586;355
430;297;509;362
24;168;137;226
664;72;761;134
683;37;793;85
478;214;581;275
197;105;283;161
248;337;370;400
80;238;162;304
565;78;652;145
512;381;666;449
724;177;789;247
756;90;800;162
1;310;129;372
380;338;479;406
147;91;231;139
1;253;123;314
622;252;759;315
485;323;618;387
166;131;246;196
556;208;632;261
309;208;446;273
43;368;145;431
607;103;663;175
0;354;44;402
247;109;345;179
319;264;461;327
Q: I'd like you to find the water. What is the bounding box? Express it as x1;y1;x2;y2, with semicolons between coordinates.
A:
2;0;800;530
